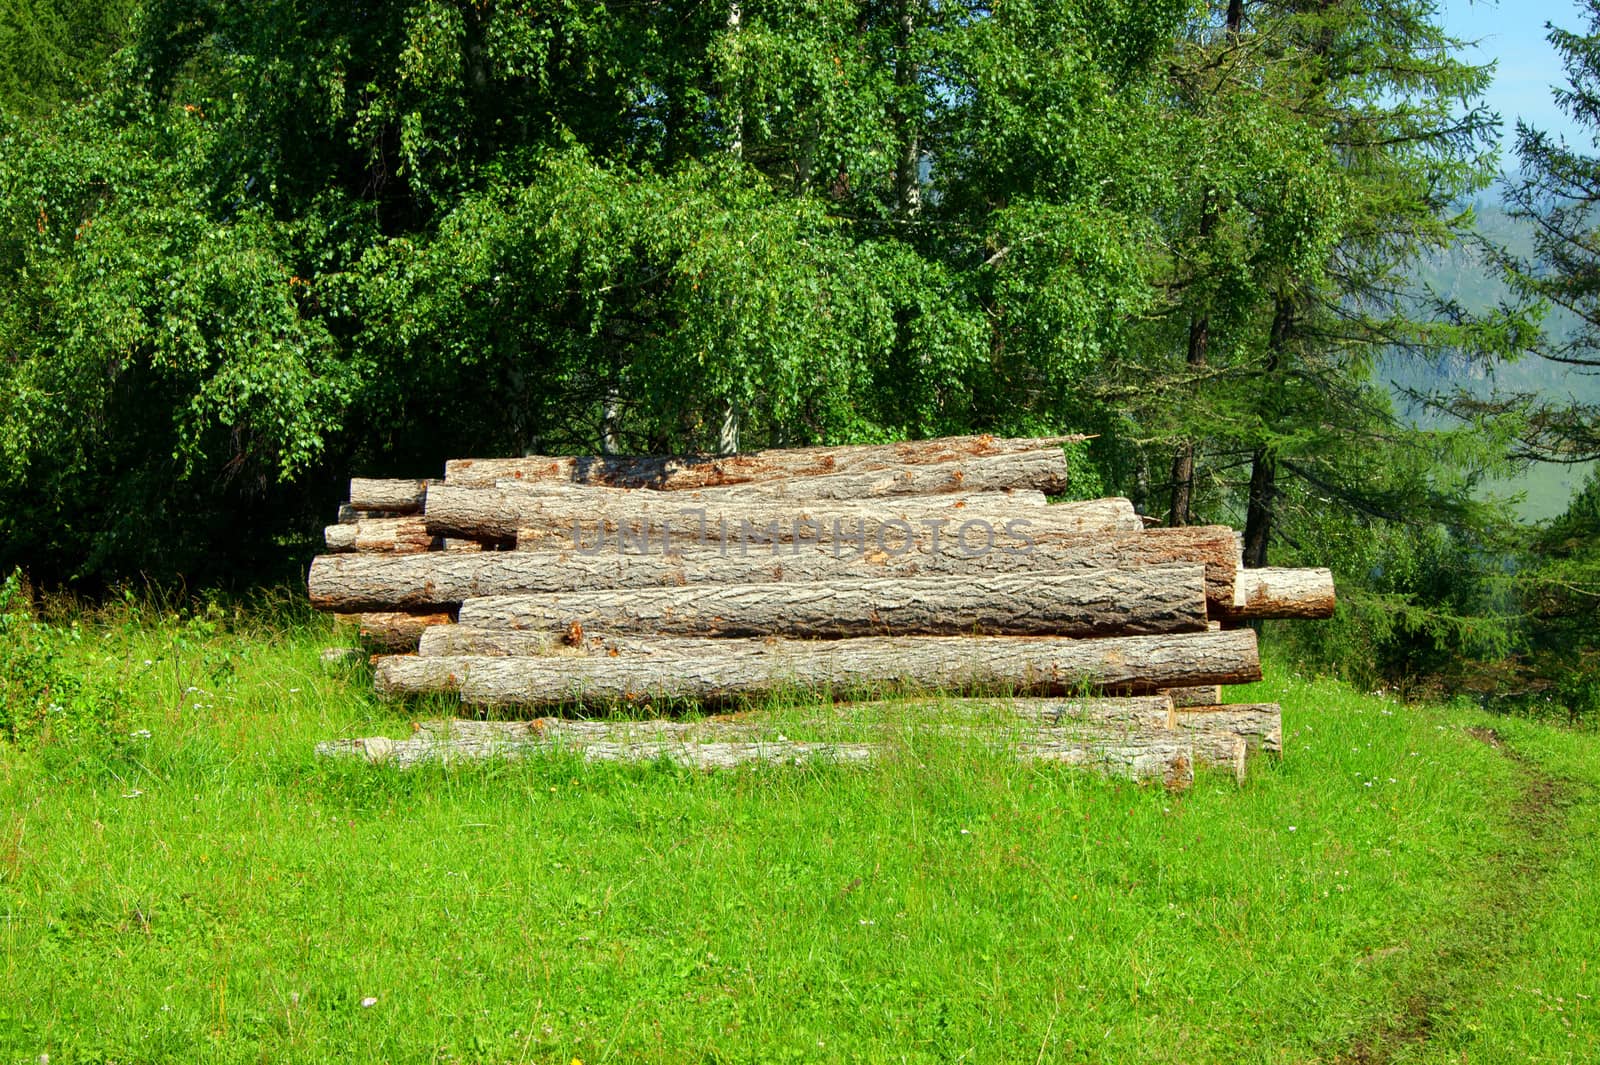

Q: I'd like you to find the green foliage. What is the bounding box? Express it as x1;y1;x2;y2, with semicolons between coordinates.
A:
0;571;123;748
5;603;1600;1060
1514;469;1600;717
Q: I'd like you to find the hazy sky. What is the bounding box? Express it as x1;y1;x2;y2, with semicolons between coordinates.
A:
1440;0;1593;152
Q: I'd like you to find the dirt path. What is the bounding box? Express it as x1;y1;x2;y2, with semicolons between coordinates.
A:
1334;727;1577;1064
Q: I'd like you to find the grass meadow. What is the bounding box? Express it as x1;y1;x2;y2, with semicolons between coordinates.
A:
1;593;1598;1063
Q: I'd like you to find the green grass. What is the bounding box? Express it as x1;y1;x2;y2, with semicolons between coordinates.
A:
1;600;1598;1063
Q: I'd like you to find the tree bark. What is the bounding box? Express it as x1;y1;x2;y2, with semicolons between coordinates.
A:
1226;568;1335;619
348;478;430;514
335;610;454;652
1163;685;1223;708
372;628;1261;706
307;525;1239;612
442;434;1086;489
492;449;1071;502
1243;295;1292;568
323;518;438;554
315;718;1200;786
426;485;1068;543
454;567;1209;639
1176;703;1282;754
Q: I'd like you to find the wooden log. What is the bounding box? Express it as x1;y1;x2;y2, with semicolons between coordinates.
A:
423;483;1069;543
443;434;1086;490
443;539;485;552
349;478;432;514
1227;568;1336;619
373;628;1262;707
1177;704;1283;754
1178;733;1248;784
1163;685;1223;708
314;714;1194;787
336;611;454;652
482;449;1072;501
324;518;438;554
455;567;1209;639
307;526;1238;613
509;494;1143;552
337;503;410;524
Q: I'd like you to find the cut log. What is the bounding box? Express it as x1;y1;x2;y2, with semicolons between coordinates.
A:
1176;704;1283;754
337;611;454;652
315;713;1194;786
1163;685;1223;708
1227;568;1336;619
373;628;1262;707
349;478;431;514
337;503;410;523
483;449;1071;501
423;483;1071;543
324;518;438;554
455;567;1209;639
1178;733;1248;784
443;435;1086;490
443;539;485;552
307;526;1238;613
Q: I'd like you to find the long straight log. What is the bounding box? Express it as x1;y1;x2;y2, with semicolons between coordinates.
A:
373;629;1261;707
443;435;1086;490
510;493;1134;552
349;478;432;514
1177;704;1283;754
483;449;1072;501
324;518;438;554
307;526;1238;613
424;484;1063;543
1227;568;1336;619
314;712;1196;787
455;567;1209;639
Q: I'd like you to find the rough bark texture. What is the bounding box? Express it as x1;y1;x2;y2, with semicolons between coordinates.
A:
1227;568;1335;619
1182;733;1247;784
443;435;1086;490
373;629;1261;706
336;611;454;652
337;503;409;523
423;485;1076;544
349;478;431;513
307;526;1238;612
314;715;1196;787
455;567;1209;639
1176;703;1282;754
324;518;438;554
494;450;1071;501
1163;685;1223;708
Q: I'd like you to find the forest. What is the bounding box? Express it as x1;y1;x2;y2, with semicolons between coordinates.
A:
1;0;1598;715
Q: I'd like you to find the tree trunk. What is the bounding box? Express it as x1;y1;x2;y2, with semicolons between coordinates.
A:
348;478;430;514
1163;685;1222;708
335;610;454;652
441;434;1085;489
372;628;1262;706
486;449;1070;504
1226;567;1335;619
1243;295;1292;568
454;567;1209;639
1176;703;1281;754
323;518;438;554
315;716;1202;787
307;525;1239;612
893;0;922;218
427;487;1083;545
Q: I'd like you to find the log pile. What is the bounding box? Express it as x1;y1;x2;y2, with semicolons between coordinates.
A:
312;436;1332;788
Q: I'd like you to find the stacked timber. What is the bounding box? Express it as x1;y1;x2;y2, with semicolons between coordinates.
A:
312;435;1334;789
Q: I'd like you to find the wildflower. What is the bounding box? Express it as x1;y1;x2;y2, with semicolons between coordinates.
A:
360;997;378;1008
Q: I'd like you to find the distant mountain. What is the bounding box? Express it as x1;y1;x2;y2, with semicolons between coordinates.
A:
1383;201;1599;521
